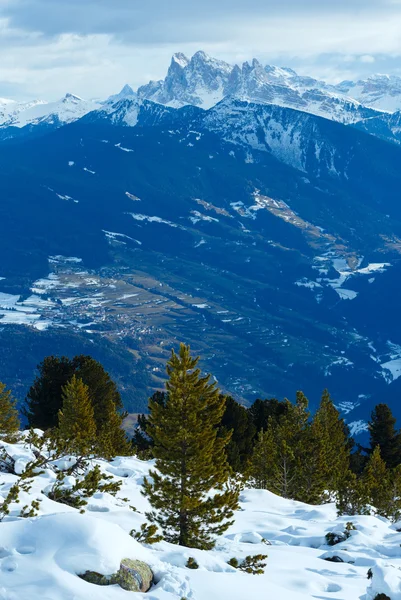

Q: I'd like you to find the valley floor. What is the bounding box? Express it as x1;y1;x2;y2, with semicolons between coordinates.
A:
0;437;400;599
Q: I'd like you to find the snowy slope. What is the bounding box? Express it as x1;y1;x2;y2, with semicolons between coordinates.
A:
335;74;401;112
0;94;100;128
1;434;400;599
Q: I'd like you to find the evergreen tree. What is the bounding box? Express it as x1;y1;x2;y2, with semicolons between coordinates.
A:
387;464;401;522
24;355;124;431
220;396;256;472
0;382;20;441
336;471;370;516
249;397;289;434
368;404;401;468
24;356;74;429
363;446;392;518
72;355;125;430
58;376;97;456
249;426;276;490
142;344;239;549
132;392;167;455
312;390;351;496
249;392;310;500
97;395;131;458
24;355;129;457
296;415;328;504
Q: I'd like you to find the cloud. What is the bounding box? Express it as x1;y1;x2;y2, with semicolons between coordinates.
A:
1;0;398;40
0;0;400;99
360;55;376;63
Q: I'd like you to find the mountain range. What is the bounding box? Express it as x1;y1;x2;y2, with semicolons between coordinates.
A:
1;51;401;433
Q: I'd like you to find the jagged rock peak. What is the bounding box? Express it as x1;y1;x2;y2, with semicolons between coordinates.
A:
171;52;190;69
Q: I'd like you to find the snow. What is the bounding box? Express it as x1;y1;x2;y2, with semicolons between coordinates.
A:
128;213;181;228
381;358;401;382
0;94;100;128
335;288;359;300
114;143;134;153
125;192;141;201
2;437;401;600
348;420;369;436
103;230;142;245
189;211;219;224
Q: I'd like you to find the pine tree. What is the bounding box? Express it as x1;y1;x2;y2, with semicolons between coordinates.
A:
312;390;351;496
132;392;168;455
142;344;239;549
388;464;401;522
363;446;392;518
220;396;256;472
58;376;97;456
368;404;401;468
24;355;125;433
249;392;310;500
336;470;370;516
249;427;276;490
24;356;74;429
296;416;328;504
0;382;20;441
97;395;131;458
24;355;129;457
249;397;289;434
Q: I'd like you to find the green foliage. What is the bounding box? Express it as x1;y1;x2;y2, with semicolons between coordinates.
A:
130;523;163;545
47;465;121;509
186;557;199;569
369;403;401;468
24;355;122;420
228;555;268;575
220;396;256;473
0;482;20;521
24;355;130;457
0;382;20;442
142;343;239;550
20;498;42;518
363;446;393;518
58;376;97;456
23;355;74;430
249;398;289;434
312;390;351;497
132;392;167;457
249;392;310;500
336;470;371;516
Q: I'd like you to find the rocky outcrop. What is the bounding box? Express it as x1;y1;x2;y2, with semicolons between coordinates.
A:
79;558;153;592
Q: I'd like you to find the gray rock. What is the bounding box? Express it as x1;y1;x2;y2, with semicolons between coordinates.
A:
79;559;153;593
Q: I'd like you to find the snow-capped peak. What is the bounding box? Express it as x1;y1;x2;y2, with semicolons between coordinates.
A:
137;51;385;122
138;50;234;109
171;52;190;69
105;84;137;105
0;94;100;129
63;93;83;101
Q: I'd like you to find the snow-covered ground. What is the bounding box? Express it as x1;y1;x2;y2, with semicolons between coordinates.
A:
1;436;400;599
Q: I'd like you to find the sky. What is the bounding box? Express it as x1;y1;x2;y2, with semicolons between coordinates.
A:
1;0;401;100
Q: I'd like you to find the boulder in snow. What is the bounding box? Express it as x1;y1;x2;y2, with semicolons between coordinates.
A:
114;558;153;592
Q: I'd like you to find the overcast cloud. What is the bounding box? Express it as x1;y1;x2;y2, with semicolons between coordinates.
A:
0;0;401;100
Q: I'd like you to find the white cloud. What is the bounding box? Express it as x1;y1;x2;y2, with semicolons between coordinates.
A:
0;2;400;99
360;54;376;63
